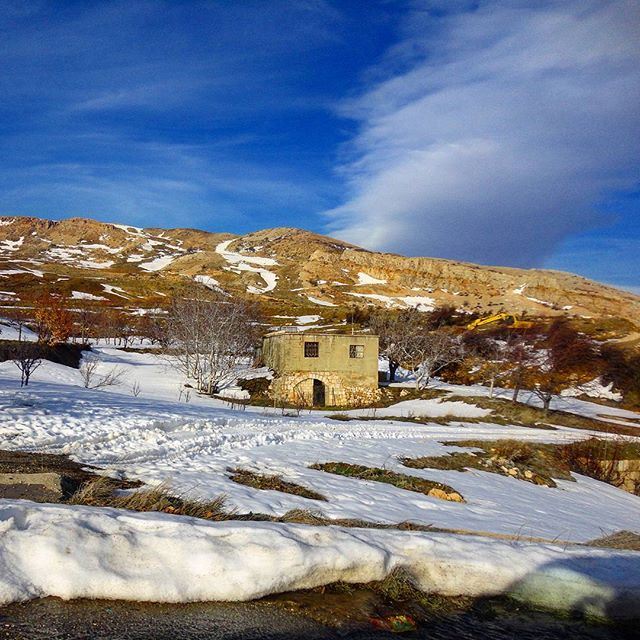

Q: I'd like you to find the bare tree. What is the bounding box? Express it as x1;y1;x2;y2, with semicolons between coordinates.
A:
463;333;511;398
410;330;465;389
134;314;168;347
501;334;536;404
368;309;424;382
10;342;42;387
73;305;98;344
95;309;132;346
3;308;31;342
523;319;598;415
79;355;126;389
163;291;260;395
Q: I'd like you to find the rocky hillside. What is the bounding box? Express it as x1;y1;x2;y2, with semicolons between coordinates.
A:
1;215;638;332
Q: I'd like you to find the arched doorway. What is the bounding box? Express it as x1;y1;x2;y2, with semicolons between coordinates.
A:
312;379;326;407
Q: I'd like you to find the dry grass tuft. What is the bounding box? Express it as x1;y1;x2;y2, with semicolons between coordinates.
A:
586;530;640;551
228;468;327;501
488;440;536;465
68;477;231;520
280;508;330;526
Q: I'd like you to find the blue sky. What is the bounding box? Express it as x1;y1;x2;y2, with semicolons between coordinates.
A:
0;1;638;292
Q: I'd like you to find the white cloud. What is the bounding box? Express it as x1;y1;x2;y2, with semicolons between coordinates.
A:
326;0;640;266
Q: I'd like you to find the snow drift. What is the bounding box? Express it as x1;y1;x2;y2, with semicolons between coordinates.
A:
0;500;638;620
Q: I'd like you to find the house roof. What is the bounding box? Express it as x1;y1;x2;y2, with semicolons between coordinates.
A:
264;330;377;339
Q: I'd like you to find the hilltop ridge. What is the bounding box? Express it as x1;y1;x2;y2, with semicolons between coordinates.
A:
0;215;638;330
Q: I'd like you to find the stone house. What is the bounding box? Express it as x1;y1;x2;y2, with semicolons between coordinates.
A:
261;331;380;407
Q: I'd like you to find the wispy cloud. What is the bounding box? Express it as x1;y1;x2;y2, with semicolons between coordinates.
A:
326;0;640;267
0;0;344;229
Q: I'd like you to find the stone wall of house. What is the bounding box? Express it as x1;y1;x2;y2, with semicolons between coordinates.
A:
270;371;381;408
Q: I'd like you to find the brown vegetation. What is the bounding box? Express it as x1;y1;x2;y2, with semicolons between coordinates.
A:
34;293;73;344
228;468;327;501
68;477;231;520
402;440;571;488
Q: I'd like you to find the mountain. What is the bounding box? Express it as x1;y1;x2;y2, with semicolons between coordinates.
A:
1;215;638;333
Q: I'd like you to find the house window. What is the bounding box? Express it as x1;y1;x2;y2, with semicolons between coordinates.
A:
349;344;364;359
304;341;319;358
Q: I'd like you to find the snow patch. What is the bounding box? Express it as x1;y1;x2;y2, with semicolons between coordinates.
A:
307;296;337;307
112;223;145;235
399;296;436;312
347;293;435;312
139;255;178;272
0;268;44;278
77;259;115;269
561;378;623;402
102;284;130;299
71;291;107;301
0;237;24;252
194;275;221;290
216;239;278;294
356;272;387;286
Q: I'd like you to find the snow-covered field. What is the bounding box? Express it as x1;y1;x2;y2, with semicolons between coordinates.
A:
1;347;639;544
0;345;639;614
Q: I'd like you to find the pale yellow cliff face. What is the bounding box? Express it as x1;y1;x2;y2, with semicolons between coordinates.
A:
1;217;638;331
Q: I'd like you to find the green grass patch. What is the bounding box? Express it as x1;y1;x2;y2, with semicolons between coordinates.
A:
228;468;327;501
309;462;465;502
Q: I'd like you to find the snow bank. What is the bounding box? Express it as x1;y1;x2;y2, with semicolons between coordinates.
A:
306;295;337;307
0;501;637;620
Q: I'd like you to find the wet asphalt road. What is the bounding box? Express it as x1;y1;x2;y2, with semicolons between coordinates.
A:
0;597;636;640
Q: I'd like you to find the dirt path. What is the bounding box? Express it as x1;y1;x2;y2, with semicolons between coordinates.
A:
0;595;631;640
